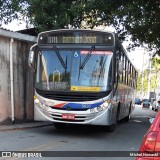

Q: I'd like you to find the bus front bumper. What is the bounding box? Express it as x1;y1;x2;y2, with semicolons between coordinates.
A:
34;104;112;126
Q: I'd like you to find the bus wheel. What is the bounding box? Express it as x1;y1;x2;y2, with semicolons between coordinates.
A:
124;105;131;122
124;114;130;122
53;122;66;129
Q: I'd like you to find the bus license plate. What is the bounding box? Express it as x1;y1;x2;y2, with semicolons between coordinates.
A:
62;114;75;120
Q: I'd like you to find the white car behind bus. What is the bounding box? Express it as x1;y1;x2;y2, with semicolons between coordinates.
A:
152;97;160;111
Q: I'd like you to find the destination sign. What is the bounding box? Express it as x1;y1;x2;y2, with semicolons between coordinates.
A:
47;36;97;44
38;30;114;45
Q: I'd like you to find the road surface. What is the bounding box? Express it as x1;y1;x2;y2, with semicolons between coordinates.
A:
0;105;157;160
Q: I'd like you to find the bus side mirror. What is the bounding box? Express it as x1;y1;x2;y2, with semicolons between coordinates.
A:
28;44;37;72
119;61;123;74
29;50;35;72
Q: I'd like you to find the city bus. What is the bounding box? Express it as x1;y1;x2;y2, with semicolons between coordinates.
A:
28;29;138;131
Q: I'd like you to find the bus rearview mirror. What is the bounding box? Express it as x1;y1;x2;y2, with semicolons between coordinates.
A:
28;50;35;72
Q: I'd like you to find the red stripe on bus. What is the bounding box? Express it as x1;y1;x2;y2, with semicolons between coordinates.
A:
54;103;66;108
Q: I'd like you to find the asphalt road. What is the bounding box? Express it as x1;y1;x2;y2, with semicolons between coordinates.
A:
0;105;157;160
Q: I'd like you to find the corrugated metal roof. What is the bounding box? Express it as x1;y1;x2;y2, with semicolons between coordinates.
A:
0;27;37;43
17;28;38;36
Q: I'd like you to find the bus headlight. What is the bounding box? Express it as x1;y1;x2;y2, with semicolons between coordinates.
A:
90;108;96;113
42;104;46;109
42;104;49;111
35;98;39;104
34;96;43;108
103;99;111;108
45;105;49;110
97;106;103;112
35;100;43;108
34;96;39;103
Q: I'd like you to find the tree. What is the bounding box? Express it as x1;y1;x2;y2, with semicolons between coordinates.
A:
151;57;160;88
0;0;160;55
136;57;160;94
0;0;28;25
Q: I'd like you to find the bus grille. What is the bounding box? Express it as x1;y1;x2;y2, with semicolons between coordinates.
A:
36;89;108;102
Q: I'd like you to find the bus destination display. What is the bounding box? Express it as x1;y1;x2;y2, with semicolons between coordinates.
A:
48;36;97;44
38;31;114;45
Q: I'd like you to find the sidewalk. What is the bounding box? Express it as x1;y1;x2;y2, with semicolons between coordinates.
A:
0;121;53;131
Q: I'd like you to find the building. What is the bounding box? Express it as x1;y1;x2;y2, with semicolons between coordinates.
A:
0;28;37;123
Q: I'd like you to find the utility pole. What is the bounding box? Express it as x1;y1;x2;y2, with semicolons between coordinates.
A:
147;54;151;99
141;48;145;98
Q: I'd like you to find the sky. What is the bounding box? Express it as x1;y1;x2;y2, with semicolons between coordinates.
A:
123;42;150;72
2;19;27;32
2;21;150;72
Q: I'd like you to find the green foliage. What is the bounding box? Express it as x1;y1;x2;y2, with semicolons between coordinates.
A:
136;73;141;91
0;0;160;55
137;57;160;93
27;0;73;31
0;0;28;24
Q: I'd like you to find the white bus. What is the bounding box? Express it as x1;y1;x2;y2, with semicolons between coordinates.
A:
29;29;138;131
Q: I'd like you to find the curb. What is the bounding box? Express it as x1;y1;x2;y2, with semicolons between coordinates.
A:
0;122;53;132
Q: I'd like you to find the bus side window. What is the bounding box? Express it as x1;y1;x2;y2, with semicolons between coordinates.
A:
118;49;123;83
123;56;126;84
131;66;134;87
132;68;137;89
126;59;129;85
129;63;132;86
116;45;123;83
115;47;120;83
135;71;138;89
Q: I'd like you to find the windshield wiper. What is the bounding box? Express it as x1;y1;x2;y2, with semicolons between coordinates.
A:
53;46;67;69
79;46;95;69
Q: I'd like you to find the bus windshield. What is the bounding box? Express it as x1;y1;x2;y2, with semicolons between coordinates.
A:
35;49;113;92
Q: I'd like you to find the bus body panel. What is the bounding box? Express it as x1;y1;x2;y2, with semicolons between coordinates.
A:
29;29;137;129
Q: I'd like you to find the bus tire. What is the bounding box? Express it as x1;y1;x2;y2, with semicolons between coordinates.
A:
124;114;130;122
106;104;120;132
124;105;131;122
53;122;66;129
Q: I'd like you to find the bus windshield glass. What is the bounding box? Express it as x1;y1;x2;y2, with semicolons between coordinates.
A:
35;49;113;92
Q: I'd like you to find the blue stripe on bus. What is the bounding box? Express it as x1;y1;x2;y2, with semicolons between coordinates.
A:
61;101;103;110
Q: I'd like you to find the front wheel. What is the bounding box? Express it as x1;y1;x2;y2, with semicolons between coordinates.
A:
124;106;131;122
124;114;130;122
